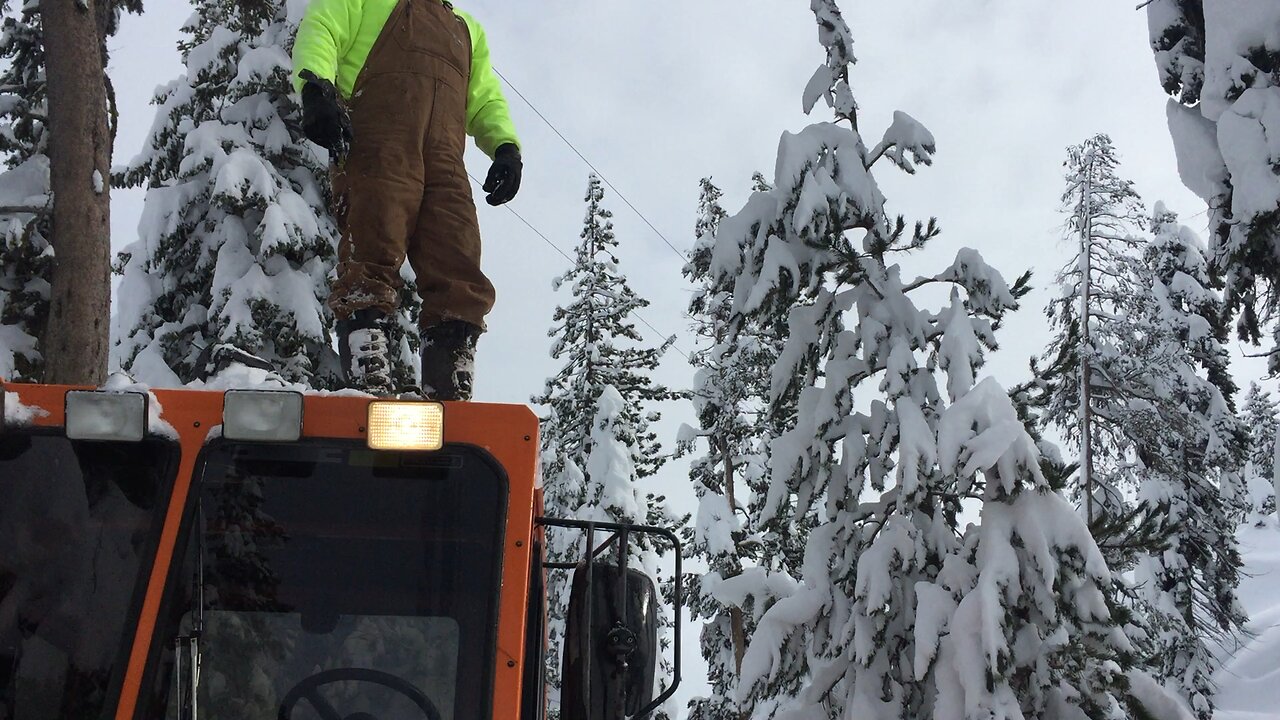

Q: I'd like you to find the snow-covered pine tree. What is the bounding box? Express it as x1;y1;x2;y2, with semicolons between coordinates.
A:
0;2;51;381
533;173;682;714
112;0;420;388
1126;204;1248;719
681;177;795;720
918;380;1179;720
702;3;1182;717
682;177;745;720
1043;133;1149;524
1148;0;1280;366
1036;139;1247;716
1242;381;1278;525
1142;204;1246;502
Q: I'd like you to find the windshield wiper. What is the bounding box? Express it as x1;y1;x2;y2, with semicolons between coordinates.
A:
174;504;207;720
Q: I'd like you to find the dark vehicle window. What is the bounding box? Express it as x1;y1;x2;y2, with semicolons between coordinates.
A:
0;433;178;720
143;441;507;720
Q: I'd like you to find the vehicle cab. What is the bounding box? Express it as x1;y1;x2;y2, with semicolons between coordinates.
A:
0;383;677;720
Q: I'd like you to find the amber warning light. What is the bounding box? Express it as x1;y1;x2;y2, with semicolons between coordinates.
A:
366;401;445;451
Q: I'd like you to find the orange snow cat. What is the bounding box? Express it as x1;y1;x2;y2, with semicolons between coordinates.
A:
0;380;680;720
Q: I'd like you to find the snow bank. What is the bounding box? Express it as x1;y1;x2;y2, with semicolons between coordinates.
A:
1215;524;1280;720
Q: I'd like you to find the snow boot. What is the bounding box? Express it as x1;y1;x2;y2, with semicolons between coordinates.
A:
420;320;480;401
338;308;394;395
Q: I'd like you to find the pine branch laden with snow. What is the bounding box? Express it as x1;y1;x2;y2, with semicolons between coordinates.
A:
919;380;1168;720
0;4;51;381
533;174;683;717
110;0;420;389
1126;208;1248;720
802;0;857;122
1148;0;1280;367
695;4;1197;718
1149;0;1207;107
682;177;793;720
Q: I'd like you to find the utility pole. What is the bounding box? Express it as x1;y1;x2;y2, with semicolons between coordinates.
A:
41;0;111;385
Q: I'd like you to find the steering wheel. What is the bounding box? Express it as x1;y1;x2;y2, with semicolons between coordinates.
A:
277;668;443;720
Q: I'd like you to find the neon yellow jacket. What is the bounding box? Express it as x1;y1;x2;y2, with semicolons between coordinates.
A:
292;0;519;158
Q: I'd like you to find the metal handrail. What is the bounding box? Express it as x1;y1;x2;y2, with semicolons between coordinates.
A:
536;517;682;720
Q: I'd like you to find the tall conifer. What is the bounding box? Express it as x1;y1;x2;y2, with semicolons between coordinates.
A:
534;174;681;713
1043;134;1148;523
1127;206;1248;718
710;4;1184;717
681;177;787;720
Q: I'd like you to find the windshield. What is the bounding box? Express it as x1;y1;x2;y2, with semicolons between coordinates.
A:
0;433;178;720
141;441;508;720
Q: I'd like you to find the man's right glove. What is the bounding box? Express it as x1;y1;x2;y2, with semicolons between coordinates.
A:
299;69;352;162
483;143;522;206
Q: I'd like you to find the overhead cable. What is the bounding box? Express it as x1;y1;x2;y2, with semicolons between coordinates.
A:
493;67;690;265
467;172;691;363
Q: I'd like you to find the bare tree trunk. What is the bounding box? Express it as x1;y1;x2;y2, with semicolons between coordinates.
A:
720;442;747;676
1080;157;1095;524
41;0;111;385
717;438;749;720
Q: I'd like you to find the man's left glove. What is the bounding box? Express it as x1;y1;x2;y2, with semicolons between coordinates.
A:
299;69;352;162
483;143;522;206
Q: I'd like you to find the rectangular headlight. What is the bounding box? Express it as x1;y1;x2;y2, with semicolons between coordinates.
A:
223;390;304;442
367;401;444;451
65;391;148;442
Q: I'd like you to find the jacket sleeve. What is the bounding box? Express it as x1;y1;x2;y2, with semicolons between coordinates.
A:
461;14;520;159
292;0;359;95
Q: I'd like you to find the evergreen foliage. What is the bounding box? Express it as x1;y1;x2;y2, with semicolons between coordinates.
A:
1243;383;1278;478
533;174;681;714
1042;133;1148;522
1127;206;1248;719
0;0;144;382
1039;135;1246;716
1148;0;1280;367
681;177;788;720
0;2;50;381
1242;381;1279;524
111;0;420;388
704;3;1177;717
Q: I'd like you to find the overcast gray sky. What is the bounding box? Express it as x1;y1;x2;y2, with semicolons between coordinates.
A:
102;0;1276;708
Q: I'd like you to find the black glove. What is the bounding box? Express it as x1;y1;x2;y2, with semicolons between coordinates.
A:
483;143;522;206
299;69;352;162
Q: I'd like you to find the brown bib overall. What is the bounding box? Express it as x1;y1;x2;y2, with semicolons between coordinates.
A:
328;0;496;330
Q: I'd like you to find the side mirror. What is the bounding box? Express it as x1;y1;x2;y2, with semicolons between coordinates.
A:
561;561;658;720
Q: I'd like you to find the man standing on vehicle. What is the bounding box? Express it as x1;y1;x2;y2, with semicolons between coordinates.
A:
292;0;522;400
